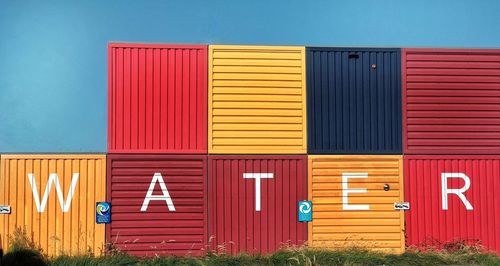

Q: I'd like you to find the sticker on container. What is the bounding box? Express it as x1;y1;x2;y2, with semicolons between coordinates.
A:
298;200;312;222
0;205;11;214
394;202;410;210
96;202;111;224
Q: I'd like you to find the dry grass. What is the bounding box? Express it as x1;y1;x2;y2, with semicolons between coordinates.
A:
2;231;499;265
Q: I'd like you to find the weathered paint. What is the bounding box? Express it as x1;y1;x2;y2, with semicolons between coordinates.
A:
308;155;404;253
208;45;307;154
108;43;208;153
403;48;500;155
208;155;307;254
405;156;500;253
0;154;106;257
307;48;402;154
107;154;207;256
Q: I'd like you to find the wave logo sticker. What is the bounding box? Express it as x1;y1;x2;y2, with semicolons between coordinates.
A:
96;202;111;224
298;200;312;222
299;201;312;214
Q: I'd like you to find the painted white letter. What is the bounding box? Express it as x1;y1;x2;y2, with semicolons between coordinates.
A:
141;173;176;212
28;173;79;213
243;173;274;211
342;173;369;210
441;173;473;210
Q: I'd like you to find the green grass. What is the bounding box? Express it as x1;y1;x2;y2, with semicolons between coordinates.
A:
2;231;499;266
2;247;499;266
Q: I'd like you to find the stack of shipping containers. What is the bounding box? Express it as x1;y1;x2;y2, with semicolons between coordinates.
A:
403;49;500;252
306;48;405;253
207;45;308;255
107;44;208;256
1;44;500;257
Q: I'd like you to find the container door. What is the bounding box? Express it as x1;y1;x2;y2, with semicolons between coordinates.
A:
0;155;106;257
405;156;500;253
108;44;208;154
107;155;207;256
307;48;401;154
208;156;308;255
403;48;500;155
308;155;405;253
208;45;307;154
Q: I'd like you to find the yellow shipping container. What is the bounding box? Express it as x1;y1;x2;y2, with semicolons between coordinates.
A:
208;45;307;154
308;155;405;253
0;154;106;257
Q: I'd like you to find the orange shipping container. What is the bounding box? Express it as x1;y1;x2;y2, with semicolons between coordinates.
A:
208;45;307;154
308;155;405;253
0;154;106;257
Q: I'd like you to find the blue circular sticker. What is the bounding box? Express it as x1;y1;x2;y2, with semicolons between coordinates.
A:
96;202;110;216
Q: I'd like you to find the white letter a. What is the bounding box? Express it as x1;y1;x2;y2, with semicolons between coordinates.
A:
141;173;176;212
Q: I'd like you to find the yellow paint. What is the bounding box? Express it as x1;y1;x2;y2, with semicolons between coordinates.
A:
208;45;307;154
308;155;405;253
0;154;106;257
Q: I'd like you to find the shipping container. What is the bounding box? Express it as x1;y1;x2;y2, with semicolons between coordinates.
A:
405;156;500;253
208;155;307;254
107;154;207;256
307;48;402;154
308;155;405;253
208;45;307;154
0;154;106;257
108;43;208;153
403;48;500;155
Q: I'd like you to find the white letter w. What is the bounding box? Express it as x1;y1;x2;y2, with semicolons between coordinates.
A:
28;173;79;213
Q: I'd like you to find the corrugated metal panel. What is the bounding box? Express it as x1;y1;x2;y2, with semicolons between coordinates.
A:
208;155;307;254
308;155;404;253
307;48;402;154
0;154;106;257
208;45;307;154
108;43;208;153
403;48;500;155
107;154;207;256
405;156;500;253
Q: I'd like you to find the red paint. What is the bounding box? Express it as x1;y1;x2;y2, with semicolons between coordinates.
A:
208;155;308;255
108;43;207;153
403;48;500;154
106;154;207;256
405;156;500;253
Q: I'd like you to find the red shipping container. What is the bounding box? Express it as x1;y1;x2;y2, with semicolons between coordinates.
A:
403;48;500;154
209;155;308;255
107;154;207;256
405;156;500;253
108;43;207;153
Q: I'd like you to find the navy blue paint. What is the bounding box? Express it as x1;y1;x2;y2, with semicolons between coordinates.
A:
0;0;499;152
307;48;402;154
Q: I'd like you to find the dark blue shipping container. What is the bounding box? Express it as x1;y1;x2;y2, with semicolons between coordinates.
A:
307;47;402;154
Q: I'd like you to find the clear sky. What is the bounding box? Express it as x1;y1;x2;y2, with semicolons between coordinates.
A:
1;0;498;152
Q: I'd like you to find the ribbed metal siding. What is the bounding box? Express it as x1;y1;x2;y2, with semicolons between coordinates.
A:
0;155;106;257
208;156;307;254
106;154;207;256
403;49;500;154
108;43;207;153
208;45;307;154
307;48;402;154
405;156;500;253
308;155;405;253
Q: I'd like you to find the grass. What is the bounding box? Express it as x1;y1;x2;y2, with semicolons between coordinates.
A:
2;231;499;265
1;247;498;266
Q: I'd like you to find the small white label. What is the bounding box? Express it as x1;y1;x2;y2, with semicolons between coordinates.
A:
394;202;410;210
0;205;11;214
